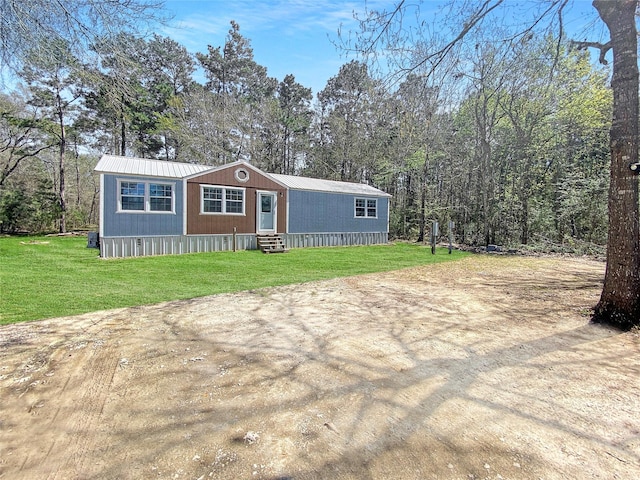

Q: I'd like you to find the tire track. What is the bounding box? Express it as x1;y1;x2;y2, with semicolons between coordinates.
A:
13;320;125;480
51;342;119;479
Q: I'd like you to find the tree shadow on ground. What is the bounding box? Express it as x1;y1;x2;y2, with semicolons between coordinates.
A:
2;256;638;480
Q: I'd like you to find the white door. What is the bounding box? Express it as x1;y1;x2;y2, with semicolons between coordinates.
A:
257;191;277;234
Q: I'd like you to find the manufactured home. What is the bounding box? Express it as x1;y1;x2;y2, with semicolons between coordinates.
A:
94;155;391;258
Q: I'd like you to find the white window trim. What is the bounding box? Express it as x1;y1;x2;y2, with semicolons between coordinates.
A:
354;197;378;219
117;179;176;214
200;184;246;216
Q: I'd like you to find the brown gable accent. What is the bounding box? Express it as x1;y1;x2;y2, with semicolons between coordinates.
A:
187;162;285;190
186;163;287;235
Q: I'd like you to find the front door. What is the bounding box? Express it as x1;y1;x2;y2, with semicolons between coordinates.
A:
257;191;277;234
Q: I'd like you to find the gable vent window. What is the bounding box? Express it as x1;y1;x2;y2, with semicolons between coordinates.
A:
234;167;250;183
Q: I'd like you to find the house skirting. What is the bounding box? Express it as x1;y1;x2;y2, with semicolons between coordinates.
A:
99;232;389;258
285;232;388;249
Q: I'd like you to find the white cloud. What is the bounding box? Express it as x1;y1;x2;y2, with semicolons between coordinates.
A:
159;0;393;93
162;0;371;47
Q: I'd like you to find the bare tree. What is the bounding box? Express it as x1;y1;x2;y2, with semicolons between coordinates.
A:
347;0;639;329
0;94;54;186
0;0;165;73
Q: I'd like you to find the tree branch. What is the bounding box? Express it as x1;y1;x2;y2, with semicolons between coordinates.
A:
410;0;505;75
570;40;612;65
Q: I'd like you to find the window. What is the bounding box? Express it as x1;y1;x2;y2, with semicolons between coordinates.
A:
120;182;145;211
226;189;244;213
234;167;250;183
355;198;377;218
150;184;173;212
367;199;377;217
118;180;174;213
201;185;245;215
202;187;223;213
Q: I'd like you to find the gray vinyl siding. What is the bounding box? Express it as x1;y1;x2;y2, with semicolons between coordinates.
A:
102;174;184;237
287;190;389;234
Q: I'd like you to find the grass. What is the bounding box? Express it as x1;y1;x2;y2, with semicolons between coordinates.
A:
0;236;470;325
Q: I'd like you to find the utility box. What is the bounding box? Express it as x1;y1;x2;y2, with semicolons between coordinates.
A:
87;232;100;249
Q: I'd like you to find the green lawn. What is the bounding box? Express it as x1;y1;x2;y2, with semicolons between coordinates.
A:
0;236;469;325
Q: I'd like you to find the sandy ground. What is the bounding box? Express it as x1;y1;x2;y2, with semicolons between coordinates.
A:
1;254;639;480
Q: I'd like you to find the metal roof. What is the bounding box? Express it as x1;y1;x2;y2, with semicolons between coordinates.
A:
270;173;391;197
95;155;212;178
95;155;391;197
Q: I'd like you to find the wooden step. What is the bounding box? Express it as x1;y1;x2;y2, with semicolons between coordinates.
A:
257;235;289;254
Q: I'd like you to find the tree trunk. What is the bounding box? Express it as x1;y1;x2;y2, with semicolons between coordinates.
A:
404;172;413;239
57;93;66;234
592;0;640;330
417;150;429;243
120;97;126;156
520;173;530;245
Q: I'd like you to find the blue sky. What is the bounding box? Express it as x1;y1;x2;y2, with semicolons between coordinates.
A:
161;0;604;97
162;0;377;95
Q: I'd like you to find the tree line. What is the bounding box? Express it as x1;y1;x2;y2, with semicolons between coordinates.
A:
2;0;637;330
0;20;613;254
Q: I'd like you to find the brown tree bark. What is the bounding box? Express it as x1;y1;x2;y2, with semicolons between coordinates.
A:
56;91;67;234
592;0;640;330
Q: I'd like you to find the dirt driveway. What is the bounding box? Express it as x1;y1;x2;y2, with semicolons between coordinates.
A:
1;254;639;480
